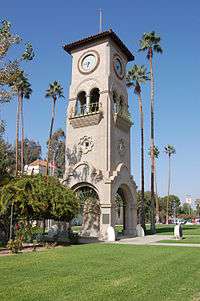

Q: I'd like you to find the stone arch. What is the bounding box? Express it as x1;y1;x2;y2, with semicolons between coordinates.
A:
112;183;136;236
71;182;101;238
73;78;102;96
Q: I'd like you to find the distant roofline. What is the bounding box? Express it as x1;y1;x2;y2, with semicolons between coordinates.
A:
63;29;134;62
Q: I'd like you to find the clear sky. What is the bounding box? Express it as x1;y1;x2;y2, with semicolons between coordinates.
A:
1;0;200;202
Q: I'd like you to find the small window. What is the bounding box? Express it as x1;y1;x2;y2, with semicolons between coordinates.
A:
89;88;100;113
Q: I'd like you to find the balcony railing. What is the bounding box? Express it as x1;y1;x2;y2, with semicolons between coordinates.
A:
75;102;99;117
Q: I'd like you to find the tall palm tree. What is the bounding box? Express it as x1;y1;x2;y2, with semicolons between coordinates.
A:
11;72;32;176
148;145;160;223
45;81;64;175
139;31;163;234
126;64;149;231
11;71;32;176
153;146;160;223
164;144;176;224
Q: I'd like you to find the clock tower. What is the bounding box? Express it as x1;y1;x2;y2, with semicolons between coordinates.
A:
63;30;137;240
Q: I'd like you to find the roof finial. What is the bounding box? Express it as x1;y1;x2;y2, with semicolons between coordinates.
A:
99;8;102;33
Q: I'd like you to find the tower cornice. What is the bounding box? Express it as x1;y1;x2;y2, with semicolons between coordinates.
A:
63;29;134;62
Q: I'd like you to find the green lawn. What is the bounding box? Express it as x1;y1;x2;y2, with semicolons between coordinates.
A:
158;236;200;244
1;244;200;301
146;224;200;236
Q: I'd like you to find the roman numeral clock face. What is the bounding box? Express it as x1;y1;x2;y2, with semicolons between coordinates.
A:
78;50;100;74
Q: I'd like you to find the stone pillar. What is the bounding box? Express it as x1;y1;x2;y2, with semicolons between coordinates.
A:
99;204;112;240
86;94;90;113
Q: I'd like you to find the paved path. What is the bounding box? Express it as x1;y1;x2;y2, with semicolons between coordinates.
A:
115;235;200;247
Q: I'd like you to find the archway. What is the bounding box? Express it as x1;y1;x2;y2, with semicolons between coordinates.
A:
72;184;100;237
114;187;127;235
89;88;100;113
75;91;86;116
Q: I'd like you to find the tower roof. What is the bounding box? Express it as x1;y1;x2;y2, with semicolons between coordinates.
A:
63;29;134;62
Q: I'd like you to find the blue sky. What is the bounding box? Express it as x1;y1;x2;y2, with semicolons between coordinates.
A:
1;0;200;202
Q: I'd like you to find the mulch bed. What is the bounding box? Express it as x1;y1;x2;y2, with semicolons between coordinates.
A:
0;243;64;256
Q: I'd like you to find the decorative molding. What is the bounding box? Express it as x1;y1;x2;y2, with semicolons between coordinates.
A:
118;138;127;156
69;111;103;128
78;136;94;154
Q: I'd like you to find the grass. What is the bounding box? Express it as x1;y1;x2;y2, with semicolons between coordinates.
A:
72;224;200;236
1;244;200;301
158;236;200;244
146;224;200;236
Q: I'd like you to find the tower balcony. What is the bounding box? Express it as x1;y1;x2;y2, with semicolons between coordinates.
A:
69;102;103;128
113;108;133;132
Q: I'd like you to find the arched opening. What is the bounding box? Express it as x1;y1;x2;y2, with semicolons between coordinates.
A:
89;88;100;113
114;187;127;235
75;91;86;116
71;185;100;237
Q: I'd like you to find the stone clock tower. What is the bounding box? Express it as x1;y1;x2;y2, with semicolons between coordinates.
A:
63;30;137;240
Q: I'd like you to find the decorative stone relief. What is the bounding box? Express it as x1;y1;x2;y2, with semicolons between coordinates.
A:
118;139;127;156
66;145;82;166
64;163;103;184
78;136;94;154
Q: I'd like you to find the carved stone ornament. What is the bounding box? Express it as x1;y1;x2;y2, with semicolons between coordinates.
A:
118;139;126;156
78;136;94;154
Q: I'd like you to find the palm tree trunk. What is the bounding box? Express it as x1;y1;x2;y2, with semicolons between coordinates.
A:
46;97;56;176
166;155;171;224
15;93;21;177
138;93;145;231
155;162;160;223
149;48;156;234
20;95;24;175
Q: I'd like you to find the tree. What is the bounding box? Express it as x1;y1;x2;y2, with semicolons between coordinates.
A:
139;31;163;234
45;81;64;175
47;129;65;177
159;195;180;223
195;199;200;217
164;144;176;224
126;64;149;231
11;72;32;176
153;146;160;223
0;125;15;183
136;191;152;224
23;138;42;165
0;20;34;103
0;175;80;239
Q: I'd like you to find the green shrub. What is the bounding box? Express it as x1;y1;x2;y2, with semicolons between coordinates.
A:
7;239;23;253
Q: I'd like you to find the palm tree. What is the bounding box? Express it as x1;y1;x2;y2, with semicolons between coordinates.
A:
164;145;176;224
139;31;163;234
45;81;64;175
11;72;32;176
153;146;160;223
126;65;149;231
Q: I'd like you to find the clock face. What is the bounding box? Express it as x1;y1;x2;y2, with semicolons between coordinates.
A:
78;50;100;74
81;54;96;71
114;56;124;79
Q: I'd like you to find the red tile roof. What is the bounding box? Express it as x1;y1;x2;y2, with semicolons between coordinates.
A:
63;29;134;62
30;160;47;167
